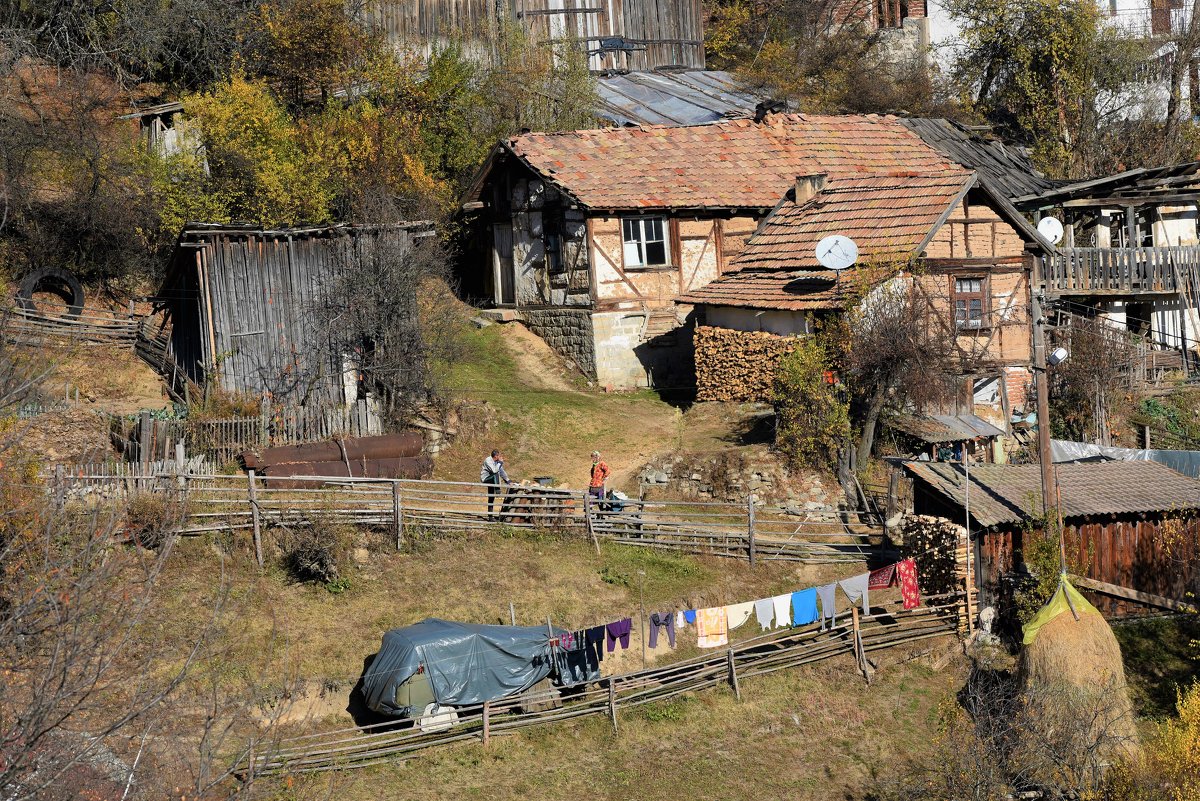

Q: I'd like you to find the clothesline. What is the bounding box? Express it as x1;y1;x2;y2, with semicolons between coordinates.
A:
560;556;926;660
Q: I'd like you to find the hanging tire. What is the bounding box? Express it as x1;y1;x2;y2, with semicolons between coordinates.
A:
17;267;85;320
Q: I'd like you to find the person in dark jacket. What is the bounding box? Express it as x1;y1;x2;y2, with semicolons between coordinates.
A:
480;450;511;519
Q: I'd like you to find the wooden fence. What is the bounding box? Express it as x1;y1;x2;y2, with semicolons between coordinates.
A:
53;472;879;565
243;591;965;777
1;301;140;346
186;400;384;464
1039;246;1197;295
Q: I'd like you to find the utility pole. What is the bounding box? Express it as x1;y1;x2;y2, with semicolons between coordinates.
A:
1031;293;1056;520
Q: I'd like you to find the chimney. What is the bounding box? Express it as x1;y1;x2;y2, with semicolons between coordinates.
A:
795;173;827;205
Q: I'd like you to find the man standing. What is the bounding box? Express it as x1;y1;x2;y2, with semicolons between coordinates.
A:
588;451;609;501
481;449;511;519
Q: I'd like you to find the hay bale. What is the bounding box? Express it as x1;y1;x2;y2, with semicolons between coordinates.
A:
1018;592;1139;780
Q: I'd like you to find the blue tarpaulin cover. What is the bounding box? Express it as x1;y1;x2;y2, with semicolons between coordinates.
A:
362;619;589;716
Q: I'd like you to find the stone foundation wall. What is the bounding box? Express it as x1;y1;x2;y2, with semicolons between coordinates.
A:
522;309;597;378
638;449;834;508
694;325;796;402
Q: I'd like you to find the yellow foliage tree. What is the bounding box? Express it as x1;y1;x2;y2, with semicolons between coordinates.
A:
1106;681;1200;801
183;73;335;225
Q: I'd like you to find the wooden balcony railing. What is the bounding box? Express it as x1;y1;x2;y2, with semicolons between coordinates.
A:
1038;246;1200;295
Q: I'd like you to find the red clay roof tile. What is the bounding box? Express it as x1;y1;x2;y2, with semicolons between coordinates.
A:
505;114;963;210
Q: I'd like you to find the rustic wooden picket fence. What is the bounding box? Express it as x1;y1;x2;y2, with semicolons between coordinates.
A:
51;471;879;566
242;590;965;777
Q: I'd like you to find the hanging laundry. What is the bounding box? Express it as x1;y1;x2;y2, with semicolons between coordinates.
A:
868;563;896;590
816;583;838;630
772;593;792;628
896;558;922;610
725;601;755;630
648;611;676;649
684;610;697;625
791;587;818;626
675;610;687;629
753;598;774;631
584;626;606;664
695;607;729;649
839;573;870;615
605;618;632;652
559;630;599;684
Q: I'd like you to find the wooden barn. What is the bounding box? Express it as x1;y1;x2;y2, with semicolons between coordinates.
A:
898;460;1200;617
371;0;706;72
157;222;434;408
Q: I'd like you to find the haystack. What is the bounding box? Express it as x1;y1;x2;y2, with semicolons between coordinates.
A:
1018;578;1139;768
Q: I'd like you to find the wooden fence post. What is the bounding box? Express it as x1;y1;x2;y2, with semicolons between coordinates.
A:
482;701;491;746
393;481;404;551
583;492;600;555
727;648;741;701
607;681;618;734
248;469;263;568
747;493;756;567
54;465;66;512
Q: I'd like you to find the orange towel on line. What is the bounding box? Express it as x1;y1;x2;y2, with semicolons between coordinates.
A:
696;606;729;649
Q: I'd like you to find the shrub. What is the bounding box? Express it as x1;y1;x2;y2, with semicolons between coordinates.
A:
771;337;849;472
125;491;188;550
1104;681;1200;801
279;517;354;584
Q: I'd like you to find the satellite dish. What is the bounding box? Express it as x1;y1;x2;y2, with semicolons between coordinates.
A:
815;235;858;271
1037;217;1065;246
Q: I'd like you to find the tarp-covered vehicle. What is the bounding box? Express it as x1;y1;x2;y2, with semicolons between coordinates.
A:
361;619;599;719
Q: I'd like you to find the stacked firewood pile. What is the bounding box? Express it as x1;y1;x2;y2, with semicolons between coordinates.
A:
694;326;795;402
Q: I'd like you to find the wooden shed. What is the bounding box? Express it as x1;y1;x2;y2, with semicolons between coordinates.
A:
899;460;1200;617
158;222;435;407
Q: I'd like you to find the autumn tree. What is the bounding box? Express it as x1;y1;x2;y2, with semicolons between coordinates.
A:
704;0;956;116
826;275;960;469
944;0;1188;176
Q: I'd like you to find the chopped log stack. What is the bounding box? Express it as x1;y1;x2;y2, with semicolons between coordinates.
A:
694;325;796;403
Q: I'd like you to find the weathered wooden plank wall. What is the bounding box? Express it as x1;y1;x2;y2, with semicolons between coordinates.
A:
369;0;705;71
164;224;431;408
978;515;1200;617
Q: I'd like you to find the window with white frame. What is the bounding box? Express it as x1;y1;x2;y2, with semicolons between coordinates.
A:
953;276;988;329
621;217;668;268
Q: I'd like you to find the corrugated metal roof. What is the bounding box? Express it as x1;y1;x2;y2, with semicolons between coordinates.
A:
595;70;763;126
902;460;1200;528
891;413;1007;443
900;118;1060;202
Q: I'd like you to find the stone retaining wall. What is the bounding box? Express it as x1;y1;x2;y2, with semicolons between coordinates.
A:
522;309;597;378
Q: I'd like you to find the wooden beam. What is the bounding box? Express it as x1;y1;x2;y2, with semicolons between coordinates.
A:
1069;574;1197;613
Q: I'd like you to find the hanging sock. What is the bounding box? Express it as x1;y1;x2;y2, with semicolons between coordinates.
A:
791;588;818;626
605;618;632;652
839;573;870;615
868;563;896;590
753;598;775;631
695;606;729;649
724;601;755;630
816;583;838;631
648;611;676;649
772;593;792;628
896;558;922;610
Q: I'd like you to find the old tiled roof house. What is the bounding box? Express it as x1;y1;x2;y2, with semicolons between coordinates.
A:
460;113;974;389
679;151;1052;441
